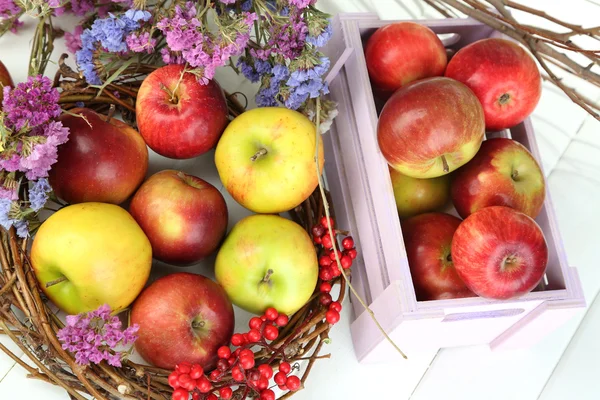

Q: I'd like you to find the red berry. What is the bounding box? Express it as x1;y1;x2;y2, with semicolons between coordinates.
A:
330;266;341;277
220;387;233;399
168;372;180;389
177;374;192;386
257;376;269;390
286;375;301;391
206;394;218;400
274;371;287;386
329;250;342;261
249;316;263;330
230;333;244;347
342;236;354;250
190;365;203;379
260;389;276;400
171;388;189;400
279;361;291;374
326;310;341;324
330;301;342;313
265;307;279;321
311;224;325;238
320;293;332;306
233;348;241;356
318;255;332;267
341;255;352;269
197;376;212;393
319;267;332;281
184;379;197;391
217;346;231;359
176;362;191;374
209;370;221;381
275;314;289;327
242;333;250;343
278;385;288;391
239;349;254;359
258;364;273;379
320;282;332;293
227;356;236;366
240;355;255;370
217;359;228;371
231;366;244;382
320;216;334;229
313;234;322;244
247;328;261;342
321;234;333;249
347;248;357;259
248;369;261;381
263;324;279;341
192;392;200;400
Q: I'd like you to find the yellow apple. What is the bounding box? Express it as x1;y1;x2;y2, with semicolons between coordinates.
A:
390;167;450;219
215;107;324;213
215;214;318;315
31;203;152;314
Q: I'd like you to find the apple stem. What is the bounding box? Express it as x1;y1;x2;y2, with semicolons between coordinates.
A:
192;320;205;329
250;148;268;162
45;276;68;288
262;269;274;283
441;155;450;173
511;169;519;181
499;93;511;105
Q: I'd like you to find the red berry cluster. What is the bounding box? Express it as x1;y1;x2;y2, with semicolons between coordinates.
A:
168;363;213;400
319;282;343;324
273;361;302;392
312;217;357;283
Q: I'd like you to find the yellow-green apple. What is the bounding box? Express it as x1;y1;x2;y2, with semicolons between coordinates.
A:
365;22;447;97
402;213;474;301
451;138;545;219
377;77;485;179
0;60;14;102
451;206;548;299
31;203;152;314
215;214;318;315
136;64;228;159
48;108;148;204
445;38;541;131
130;272;234;370
390;167;450;219
129;170;228;266
215;107;324;214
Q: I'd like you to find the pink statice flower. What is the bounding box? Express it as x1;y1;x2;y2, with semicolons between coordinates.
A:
2;75;61;131
126;31;156;54
65;25;84;53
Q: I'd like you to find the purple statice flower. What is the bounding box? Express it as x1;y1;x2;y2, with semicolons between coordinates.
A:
238;59;271;83
253;8;307;60
284;57;330;109
0;153;21;172
20;121;70;180
0;198;27;237
65;25;84;53
256;64;290;107
70;0;95;16
0;186;17;200
306;21;332;47
2;76;61;131
160;48;185;65
57;304;139;368
220;0;236;4
288;0;315;8
0;0;22;32
47;0;62;6
28;178;51;212
241;0;253;11
126;31;156;53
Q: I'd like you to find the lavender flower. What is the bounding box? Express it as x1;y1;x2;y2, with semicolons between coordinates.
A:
256;64;290;107
2;76;61;131
306;22;332;47
238;58;271;83
0;198;27;237
28;178;51;212
57;304;139;367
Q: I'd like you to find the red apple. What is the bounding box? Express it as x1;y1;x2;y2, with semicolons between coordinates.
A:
49;108;148;204
451;206;548;300
445;38;541;131
377;77;485;179
402;212;474;301
365;22;447;96
129;170;228;266
451;138;545;219
130;272;235;370
136;64;228;159
0;60;14;102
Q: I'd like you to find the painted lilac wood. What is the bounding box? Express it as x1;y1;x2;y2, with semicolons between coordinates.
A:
320;14;586;364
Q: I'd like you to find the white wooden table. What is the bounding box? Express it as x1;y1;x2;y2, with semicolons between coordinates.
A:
1;1;599;399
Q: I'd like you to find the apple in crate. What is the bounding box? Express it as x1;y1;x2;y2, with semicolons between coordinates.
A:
451;138;545;219
131;273;234;370
136;64;228;159
129;170;228;266
402;213;474;301
390;167;450;219
378;77;485;179
0;60;14;102
452;206;548;300
215;107;324;213
49;108;148;204
365;22;447;96
445;38;541;131
215;214;318;315
31;203;152;314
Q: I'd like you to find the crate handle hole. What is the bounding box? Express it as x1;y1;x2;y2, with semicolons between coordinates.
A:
438;33;461;46
442;308;525;322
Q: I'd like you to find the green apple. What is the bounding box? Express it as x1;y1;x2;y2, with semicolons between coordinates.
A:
215;214;318;315
31;203;152;314
390;167;450;218
215;107;324;214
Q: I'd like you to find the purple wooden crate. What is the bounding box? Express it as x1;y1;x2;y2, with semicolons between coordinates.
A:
320;13;585;364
